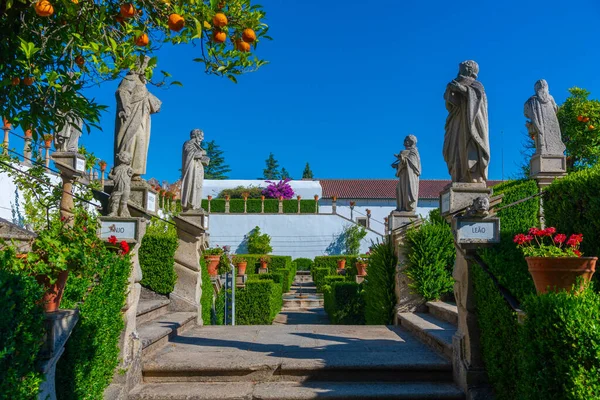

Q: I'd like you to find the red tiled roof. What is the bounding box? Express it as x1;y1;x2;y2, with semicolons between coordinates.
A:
319;179;503;200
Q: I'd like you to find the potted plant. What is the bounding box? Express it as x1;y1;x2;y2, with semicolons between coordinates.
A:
204;246;224;277
514;227;597;294
356;252;370;276
233;256;247;275
259;255;271;270
336;258;346;269
43;133;53;148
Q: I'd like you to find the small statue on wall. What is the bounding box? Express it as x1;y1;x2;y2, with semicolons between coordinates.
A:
107;151;134;217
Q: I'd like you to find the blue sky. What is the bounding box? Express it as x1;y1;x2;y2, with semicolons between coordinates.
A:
78;0;600;183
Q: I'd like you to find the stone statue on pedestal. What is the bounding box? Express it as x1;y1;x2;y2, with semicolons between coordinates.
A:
443;60;490;183
114;56;162;180
54;117;82;153
107;151;133;217
391;135;421;212
524;79;566;156
181;129;210;211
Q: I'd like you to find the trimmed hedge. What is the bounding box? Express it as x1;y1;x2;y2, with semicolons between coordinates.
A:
323;281;365;324
200;256;213;325
544;164;600;259
313;255;359;280
201;199;318;214
56;246;131;399
236;280;282;325
404;218;455;301
235;254;292;274
324;275;346;286
248;273;284;317
139;221;178;295
474;179;539;400
363;241;398;325
313;267;331;293
294;257;313;271
0;258;45;399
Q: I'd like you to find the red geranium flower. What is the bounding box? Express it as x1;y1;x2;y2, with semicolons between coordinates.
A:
543;227;557;236
108;235;118;245
513;234;527;245
120;240;130;254
554;234;567;244
574;249;582;257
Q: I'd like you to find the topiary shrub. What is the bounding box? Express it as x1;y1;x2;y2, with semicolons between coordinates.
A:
323;281;365;325
403;218;455;301
0;252;45;400
236;280;281;325
200;256;213;325
363;241;397;325
294;257;313;271
248;273;284;317
324;275;346;286
201;199;318;214
247;226;273;254
313;267;332;293
313;255;359;280
517;286;600;399
139;220;178;295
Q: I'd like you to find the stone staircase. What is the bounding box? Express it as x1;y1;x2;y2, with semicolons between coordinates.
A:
274;271;328;325
397;301;458;360
136;288;197;356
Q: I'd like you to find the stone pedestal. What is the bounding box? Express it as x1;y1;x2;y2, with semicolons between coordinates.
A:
38;310;79;400
236;274;248;288
440;183;491;218
530;154;567;228
388;210;420;231
51;152;86;224
258;268;269;274
355;275;366;284
171;210;208;324
99;216;147;399
104;179;158;216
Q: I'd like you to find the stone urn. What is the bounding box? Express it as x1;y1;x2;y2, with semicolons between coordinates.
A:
356;262;367;276
36;270;69;312
236;262;247;275
526;257;597;294
205;255;220;277
337;259;346;269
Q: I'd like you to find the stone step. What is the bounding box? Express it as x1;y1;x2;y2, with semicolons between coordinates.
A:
137;312;197;356
130;381;464;399
142;350;453;384
136;299;170;326
283;299;324;309
273;309;329;325
397;313;456;360
426;301;458;326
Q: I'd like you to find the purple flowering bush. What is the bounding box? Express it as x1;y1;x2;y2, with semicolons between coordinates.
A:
262;179;295;199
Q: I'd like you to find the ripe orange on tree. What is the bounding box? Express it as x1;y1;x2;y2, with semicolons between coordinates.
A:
213;31;227;43
23;77;35;86
589;125;595;130
75;55;85;66
135;33;149;46
583;117;590;123
237;40;250;52
168;14;185;32
242;28;256;43
11;77;20;86
213;13;228;27
577;115;584;121
35;0;54;17
120;3;135;18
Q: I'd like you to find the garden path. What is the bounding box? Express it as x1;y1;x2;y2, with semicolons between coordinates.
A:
273;271;329;325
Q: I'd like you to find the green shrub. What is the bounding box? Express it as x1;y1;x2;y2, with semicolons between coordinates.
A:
474;179;539;400
324;281;365;324
201;199;318;214
0;255;45;400
313;267;332;293
56;247;131;399
313;255;359;280
363;241;397;325
404;219;455;301
214;288;226;325
139;220;178;295
324;275;346;286
236;280;281;325
248;273;284;316
517;286;600;399
218;185;264;199
200;256;213;325
234;254;292;275
294;257;313;271
343;225;368;255
544;164;600;259
247;226;273;254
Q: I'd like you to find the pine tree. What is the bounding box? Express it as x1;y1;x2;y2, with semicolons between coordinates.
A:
302;162;314;179
202;140;231;180
262;152;281;179
280;167;292;180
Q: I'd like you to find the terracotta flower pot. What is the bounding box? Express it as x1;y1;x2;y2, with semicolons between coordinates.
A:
205;255;221;277
526;256;597;294
260;261;268;269
44;140;52;148
356;262;367;276
337;259;346;269
236;262;247;275
36;270;69;313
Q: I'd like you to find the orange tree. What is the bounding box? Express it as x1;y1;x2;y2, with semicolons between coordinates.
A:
0;0;270;138
557;87;600;171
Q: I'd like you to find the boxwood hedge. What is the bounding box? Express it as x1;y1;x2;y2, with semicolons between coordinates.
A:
201;199;318;214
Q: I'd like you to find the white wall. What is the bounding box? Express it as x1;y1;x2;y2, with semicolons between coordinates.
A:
207;214;383;259
203;179;322;200
319;198;439;235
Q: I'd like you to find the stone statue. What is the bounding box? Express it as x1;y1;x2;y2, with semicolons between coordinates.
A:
54;116;82;152
443;60;490;183
107;151;133;217
181;129;210;211
391;135;421;212
524;79;566;156
114;56;161;180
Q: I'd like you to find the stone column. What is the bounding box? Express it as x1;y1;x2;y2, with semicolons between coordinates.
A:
278;197;283;214
530;155;567;229
2;120;9;155
51;152;86;225
38;310;79;400
171;210;208;324
23;130;33;166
